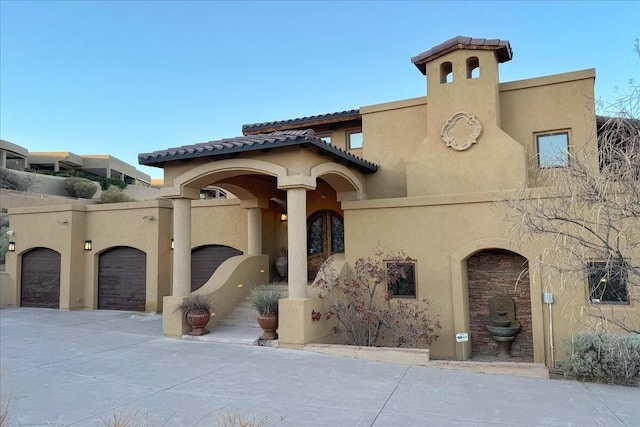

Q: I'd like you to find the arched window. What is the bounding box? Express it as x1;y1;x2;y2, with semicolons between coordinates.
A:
466;56;480;79
440;61;453;83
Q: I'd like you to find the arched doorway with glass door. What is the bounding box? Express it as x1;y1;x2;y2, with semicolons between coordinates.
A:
307;209;344;281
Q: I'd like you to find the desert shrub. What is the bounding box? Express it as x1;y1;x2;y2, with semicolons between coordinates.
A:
101;185;133;203
63;177;98;199
31;168;127;190
312;248;441;347
0;168;34;192
564;331;640;387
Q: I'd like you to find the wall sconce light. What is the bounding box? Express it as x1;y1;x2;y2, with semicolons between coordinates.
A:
171;239;174;250
84;240;92;251
280;213;288;222
8;241;15;252
142;215;155;220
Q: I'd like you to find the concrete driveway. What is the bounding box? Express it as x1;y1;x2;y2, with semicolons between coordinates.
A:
0;308;637;426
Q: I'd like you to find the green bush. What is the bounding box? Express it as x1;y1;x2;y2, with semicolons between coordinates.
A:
63;178;98;199
101;176;127;190
564;332;640;387
100;185;133;203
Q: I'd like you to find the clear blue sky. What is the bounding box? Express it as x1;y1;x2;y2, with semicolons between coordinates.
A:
1;1;638;179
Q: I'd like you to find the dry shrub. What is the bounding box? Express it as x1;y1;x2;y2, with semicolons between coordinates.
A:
101;185;133;203
312;248;441;347
564;331;640;387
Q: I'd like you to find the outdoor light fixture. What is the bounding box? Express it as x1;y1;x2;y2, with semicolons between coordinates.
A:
142;215;155;220
171;239;174;250
280;213;288;222
8;241;15;252
84;240;92;251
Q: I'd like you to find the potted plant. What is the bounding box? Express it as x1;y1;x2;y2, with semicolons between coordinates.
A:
174;294;214;336
249;286;284;340
275;246;288;280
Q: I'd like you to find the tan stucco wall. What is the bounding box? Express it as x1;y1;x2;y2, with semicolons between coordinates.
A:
342;191;638;364
499;69;597;186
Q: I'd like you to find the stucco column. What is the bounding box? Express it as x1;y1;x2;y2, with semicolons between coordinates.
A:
172;198;191;296
247;207;262;255
0;150;6;169
287;187;307;299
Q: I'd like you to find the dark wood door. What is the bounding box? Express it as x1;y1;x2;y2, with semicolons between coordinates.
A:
191;245;243;292
21;248;61;308
307;210;344;281
98;247;146;311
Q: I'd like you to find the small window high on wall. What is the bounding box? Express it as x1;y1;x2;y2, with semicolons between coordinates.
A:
536;131;570;168
440;61;453;83
348;131;363;149
466;57;480;79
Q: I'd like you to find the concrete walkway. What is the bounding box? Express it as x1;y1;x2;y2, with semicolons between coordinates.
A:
1;309;637;426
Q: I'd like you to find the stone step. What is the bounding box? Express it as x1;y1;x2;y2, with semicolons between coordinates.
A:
217;284;287;328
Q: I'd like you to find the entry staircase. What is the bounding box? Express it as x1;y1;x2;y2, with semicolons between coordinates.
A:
185;282;288;346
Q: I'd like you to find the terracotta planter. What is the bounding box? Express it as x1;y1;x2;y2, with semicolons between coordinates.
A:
186;309;211;336
257;313;278;340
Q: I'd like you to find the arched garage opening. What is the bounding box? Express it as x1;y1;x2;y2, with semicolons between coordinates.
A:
467;249;533;361
191;244;243;292
98;246;146;311
21;247;61;308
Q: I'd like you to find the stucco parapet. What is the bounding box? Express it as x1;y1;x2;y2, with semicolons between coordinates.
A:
499;68;595;93
84;199;173;212
342;190;511;210
8;204;86;215
360;96;427;115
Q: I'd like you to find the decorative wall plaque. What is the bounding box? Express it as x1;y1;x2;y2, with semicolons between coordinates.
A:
441;112;482;151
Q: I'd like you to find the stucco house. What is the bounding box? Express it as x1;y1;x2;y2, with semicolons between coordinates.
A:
2;36;637;368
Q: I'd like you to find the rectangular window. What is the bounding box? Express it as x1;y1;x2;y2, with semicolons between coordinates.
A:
386;261;416;298
318;134;332;145
348;131;363;150
536;132;569;168
588;261;628;304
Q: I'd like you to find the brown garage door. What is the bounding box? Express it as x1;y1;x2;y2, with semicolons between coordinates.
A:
21;248;61;308
98;247;146;311
191;245;243;292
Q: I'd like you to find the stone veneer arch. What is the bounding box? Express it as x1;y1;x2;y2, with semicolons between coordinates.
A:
450;238;545;363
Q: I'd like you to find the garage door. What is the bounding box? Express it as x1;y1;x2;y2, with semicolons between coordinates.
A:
21;248;61;308
191;245;243;292
98;247;146;311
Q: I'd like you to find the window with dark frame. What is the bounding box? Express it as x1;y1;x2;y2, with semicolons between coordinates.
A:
588;261;628;304
386;261;416;298
348;131;363;150
536;132;569;168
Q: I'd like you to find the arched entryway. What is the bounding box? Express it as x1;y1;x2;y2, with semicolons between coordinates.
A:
191;244;243;292
467;249;533;361
98;246;146;311
21;248;61;308
307;209;344;281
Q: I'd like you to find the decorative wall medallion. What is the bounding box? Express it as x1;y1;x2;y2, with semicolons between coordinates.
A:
441;112;482;151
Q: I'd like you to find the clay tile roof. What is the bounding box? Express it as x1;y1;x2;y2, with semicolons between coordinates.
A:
411;36;513;75
138;129;378;173
242;109;360;135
